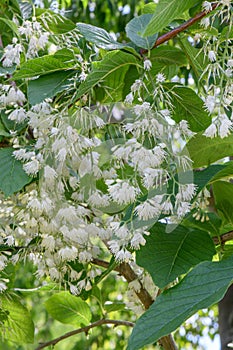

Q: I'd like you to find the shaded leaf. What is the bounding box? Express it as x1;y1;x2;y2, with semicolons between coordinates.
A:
126;14;158;49
28;70;75;105
45;291;91;326
0;295;34;344
213;181;233;225
136;223;215;288
128;255;233;350
0;148;32;197
165;84;211;132
187;134;233;168
36;9;76;34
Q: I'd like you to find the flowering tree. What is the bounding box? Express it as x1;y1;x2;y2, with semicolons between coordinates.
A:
0;0;233;349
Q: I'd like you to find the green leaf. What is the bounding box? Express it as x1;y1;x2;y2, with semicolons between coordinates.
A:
128;255;233;350
104;301;126;312
0;120;11;137
183;212;222;236
75;50;140;101
0;148;32;197
13;49;76;79
136;223;215;289
194;164;225;191
126;14;158;50
143;0;201;37
150;46;187;71
0;295;34;344
36;9;76;34
77;23;133;51
0;18;18;36
142;3;157;14
164;84;211;132
209;161;233;183
179;37;208;80
44;291;92;326
187;134;233;168
28;70;75;105
213;181;233;225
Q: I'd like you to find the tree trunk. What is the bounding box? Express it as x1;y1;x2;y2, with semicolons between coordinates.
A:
219;284;233;349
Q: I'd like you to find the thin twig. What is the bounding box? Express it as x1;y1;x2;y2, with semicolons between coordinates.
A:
35;319;134;350
140;3;219;55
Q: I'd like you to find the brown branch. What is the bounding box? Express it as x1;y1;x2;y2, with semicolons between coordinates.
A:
140;2;219;55
35;319;134;350
92;259;178;350
213;231;233;245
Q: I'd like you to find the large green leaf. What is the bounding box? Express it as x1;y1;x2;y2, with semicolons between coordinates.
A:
165;85;211;132
150;46;187;73
209;161;233;183
136;223;215;289
213;181;233;225
44;291;91;326
125;14;158;49
28;70;75;105
77;23;135;53
187;134;233;168
128;255;233;350
75;50;140;101
13;49;75;79
0;295;34;344
143;0;201;37
0;148;32;197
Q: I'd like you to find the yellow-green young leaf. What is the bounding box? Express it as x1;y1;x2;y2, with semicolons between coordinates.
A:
0;295;34;344
213;181;233;225
0;148;32;197
143;0;201;37
187;134;233;168
75;50;140;101
128;255;233;350
136;223;215;289
45;291;92;326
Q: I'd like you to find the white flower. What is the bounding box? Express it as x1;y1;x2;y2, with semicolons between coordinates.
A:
131;79;143;93
70;284;79;295
59;246;78;261
204;95;215;114
79;251;92;263
131;232;146;249
115;249;132;262
156;73;165;83
49;267;60;280
41;235;56;251
8;108;27;123
0;281;7;292
108;181;139;205
125;92;134;104
44;165;57;185
208;50;216;62
204;123;217;138
135;199;161;221
144;59;152;71
219;114;233;138
79;71;87;81
200;17;210;28
5;235;14;246
202;1;212;12
23;159;40;175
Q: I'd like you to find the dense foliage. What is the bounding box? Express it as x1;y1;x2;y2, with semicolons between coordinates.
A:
0;1;233;349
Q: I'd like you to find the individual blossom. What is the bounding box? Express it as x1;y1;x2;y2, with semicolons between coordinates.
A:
208;50;217;62
218;114;233;138
203;122;217;138
23;158;40;176
7;108;27;123
115;248;132;262
202;1;212;12
156;73;166;83
143;59;152;71
131;232;146;250
204;95;216;114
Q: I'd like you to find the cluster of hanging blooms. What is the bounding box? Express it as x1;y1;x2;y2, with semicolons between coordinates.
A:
0;0;232;300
